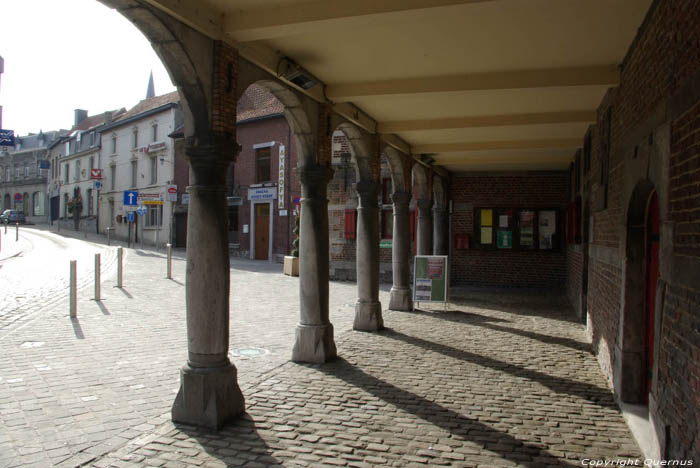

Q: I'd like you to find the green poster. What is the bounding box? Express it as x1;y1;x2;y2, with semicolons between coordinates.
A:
497;230;512;249
414;256;448;302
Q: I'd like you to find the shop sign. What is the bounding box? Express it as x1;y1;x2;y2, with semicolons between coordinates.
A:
90;168;103;179
139;193;163;205
147;141;167;153
248;187;277;201
278;145;285;209
166;184;177;202
0;129;15;146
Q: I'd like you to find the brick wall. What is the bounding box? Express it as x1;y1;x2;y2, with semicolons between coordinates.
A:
450;173;568;288
565;245;583;316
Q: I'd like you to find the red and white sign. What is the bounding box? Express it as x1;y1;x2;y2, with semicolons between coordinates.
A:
14;193;22;201
166;184;178;202
90;168;103;179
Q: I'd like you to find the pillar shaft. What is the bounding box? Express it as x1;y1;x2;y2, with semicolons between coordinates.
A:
354;181;383;331
172;138;244;430
292;164;337;362
433;205;449;256
389;191;412;311
417;198;433;256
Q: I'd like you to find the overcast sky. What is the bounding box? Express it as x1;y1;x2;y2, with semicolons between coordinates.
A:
0;0;176;136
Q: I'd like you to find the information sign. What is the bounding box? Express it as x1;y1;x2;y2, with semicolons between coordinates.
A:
127;212;135;222
95;181;103;190
123;191;138;206
166;185;177;202
413;255;449;306
136;206;147;216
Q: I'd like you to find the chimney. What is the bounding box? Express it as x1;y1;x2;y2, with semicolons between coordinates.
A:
104;111;113;125
74;109;88;127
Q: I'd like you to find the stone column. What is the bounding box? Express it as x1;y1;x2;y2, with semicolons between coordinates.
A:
389;191;412;311
292;164;337;363
353;180;383;331
417;198;433;255
172;137;244;430
433;204;449;255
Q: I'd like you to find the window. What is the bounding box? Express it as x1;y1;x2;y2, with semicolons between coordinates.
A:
112;136;117;154
64;163;69;183
109;200;115;227
150;157;157;185
152;124;158;142
146;204;162;227
110;165;116;190
16;167;21;178
24;166;29;177
132;128;138;149
89;132;95;146
75;160;81;181
255;147;271;183
33;192;44;216
63;193;69;217
65;142;70;156
89;156;94;170
87;189;93;216
130;160;137;187
5;169;10;182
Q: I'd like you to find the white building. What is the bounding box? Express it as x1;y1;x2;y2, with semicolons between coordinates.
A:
98;91;182;246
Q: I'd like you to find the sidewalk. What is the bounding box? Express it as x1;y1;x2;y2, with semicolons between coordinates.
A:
0;226;644;468
0;225;31;262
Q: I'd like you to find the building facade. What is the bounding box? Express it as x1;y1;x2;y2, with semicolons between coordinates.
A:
97;91;183;246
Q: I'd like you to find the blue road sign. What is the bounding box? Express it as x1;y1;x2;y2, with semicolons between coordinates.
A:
127;212;135;222
123;190;138;206
95;181;103;190
136;207;147;216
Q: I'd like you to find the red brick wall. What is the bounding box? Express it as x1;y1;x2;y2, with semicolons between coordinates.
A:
565;246;583;315
450;173;568;287
233;115;300;259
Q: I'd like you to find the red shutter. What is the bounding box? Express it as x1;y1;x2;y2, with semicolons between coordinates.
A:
344;209;356;239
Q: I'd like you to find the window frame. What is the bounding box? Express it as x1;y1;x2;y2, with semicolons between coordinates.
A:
255;147;272;183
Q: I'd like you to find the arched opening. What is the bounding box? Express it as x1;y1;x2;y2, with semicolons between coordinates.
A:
619;179;658;404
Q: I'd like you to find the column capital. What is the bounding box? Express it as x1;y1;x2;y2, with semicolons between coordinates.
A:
296;164;334;199
185;135;241;186
354;180;379;207
417;198;433;212
391;191;411;206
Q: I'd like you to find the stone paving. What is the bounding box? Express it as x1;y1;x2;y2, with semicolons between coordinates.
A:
0;227;643;467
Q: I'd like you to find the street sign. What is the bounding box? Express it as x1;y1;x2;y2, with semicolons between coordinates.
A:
95;181;103;190
14;193;22;201
127;212;135;222
0;129;15;147
166;185;177;202
138;193;162;205
124;190;138;206
136;206;147;216
90;168;103;179
293;196;300;206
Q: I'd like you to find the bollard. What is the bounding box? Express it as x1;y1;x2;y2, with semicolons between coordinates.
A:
107;227;112;246
166;243;172;279
70;260;77;318
117;247;123;288
4;221;7;234
94;253;101;301
16;223;19;241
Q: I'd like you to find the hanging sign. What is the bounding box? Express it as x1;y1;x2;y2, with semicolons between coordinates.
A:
166;184;177;202
0;129;15;146
413;255;449;305
248;187;277;201
90;168;103;179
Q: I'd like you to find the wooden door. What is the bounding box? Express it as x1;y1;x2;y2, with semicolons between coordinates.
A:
644;191;659;403
255;203;270;260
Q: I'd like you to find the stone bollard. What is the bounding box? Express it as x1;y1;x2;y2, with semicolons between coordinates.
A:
70;260;77;318
166;243;172;279
117;247;123;288
16;223;19;241
94;253;101;301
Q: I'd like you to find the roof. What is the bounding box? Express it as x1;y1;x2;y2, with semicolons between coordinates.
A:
113;91;180;124
237;84;284;123
74;109;125;132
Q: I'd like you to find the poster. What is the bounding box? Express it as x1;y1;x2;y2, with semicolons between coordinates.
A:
413;256;448;303
480;227;492;244
499;215;509;228
497;230;512;249
520;210;535;247
538;210;556;250
481;209;492;226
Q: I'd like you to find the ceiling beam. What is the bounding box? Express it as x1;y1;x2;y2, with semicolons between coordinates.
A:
380;134;411;155
224;0;497;42
413;138;580;153
326;65;619;101
433;151;573;163
143;0;223;39
377;110;596;133
333;102;377;134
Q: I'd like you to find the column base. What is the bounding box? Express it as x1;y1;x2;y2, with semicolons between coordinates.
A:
292;324;337;363
172;361;245;430
354;301;384;332
389;287;413;311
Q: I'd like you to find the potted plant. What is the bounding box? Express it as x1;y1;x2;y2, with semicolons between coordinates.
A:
284;209;300;276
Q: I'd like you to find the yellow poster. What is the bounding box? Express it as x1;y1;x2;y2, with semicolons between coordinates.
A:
481;227;492;244
481;209;492;226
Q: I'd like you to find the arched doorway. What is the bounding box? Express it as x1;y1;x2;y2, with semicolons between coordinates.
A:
619;179;659;404
643;191;659;403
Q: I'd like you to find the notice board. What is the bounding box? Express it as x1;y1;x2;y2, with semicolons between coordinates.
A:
413;255;449;305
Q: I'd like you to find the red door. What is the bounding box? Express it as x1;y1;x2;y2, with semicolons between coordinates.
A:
644;191;659;403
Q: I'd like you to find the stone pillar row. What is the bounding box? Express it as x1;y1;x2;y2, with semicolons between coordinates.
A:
354;181;384;331
389;191;413;311
417;198;433;256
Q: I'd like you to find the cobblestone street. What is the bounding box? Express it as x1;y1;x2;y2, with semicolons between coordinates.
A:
0;227;642;467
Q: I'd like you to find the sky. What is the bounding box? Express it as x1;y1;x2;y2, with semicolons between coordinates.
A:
0;0;176;136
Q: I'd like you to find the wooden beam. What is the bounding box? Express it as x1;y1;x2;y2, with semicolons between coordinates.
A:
377;110;596;133
224;0;497;42
332;102;377;134
326;65;619;101
413;138;580;153
380;134;411;155
142;0;223;39
432;151;574;164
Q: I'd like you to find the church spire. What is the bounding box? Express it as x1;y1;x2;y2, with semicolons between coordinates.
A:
146;71;155;99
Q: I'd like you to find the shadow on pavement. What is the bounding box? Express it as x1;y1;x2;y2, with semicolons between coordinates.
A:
318;357;577;468
70;317;84;339
381;328;615;406
95;301;110;315
168;278;184;286
175;418;284;467
115;287;134;299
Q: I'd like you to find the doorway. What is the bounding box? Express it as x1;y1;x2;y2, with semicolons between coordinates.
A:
254;203;270;260
643;191;659;404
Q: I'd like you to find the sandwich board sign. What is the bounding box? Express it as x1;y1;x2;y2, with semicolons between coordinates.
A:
413;255;449;310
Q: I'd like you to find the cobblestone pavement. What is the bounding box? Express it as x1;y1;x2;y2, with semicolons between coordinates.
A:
0;227;117;335
0;227;643;467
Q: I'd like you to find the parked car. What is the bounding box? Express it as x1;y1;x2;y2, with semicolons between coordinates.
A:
0;209;26;224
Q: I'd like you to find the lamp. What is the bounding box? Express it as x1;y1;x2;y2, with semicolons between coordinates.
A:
277;57;319;90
